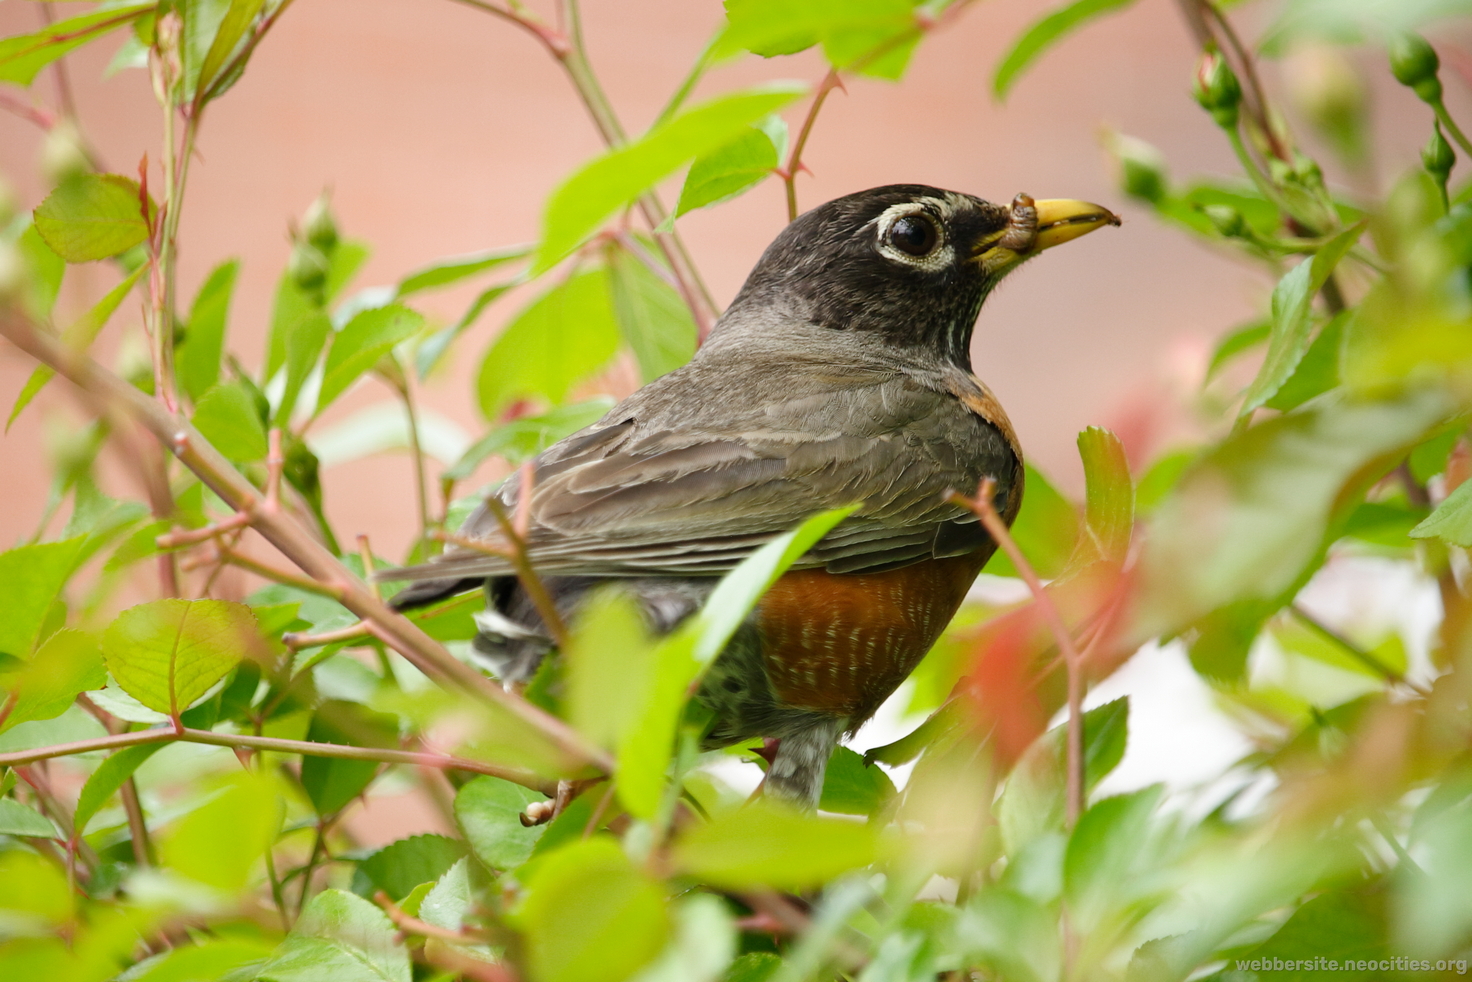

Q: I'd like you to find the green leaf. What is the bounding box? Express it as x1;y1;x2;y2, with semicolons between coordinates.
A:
1240;223;1364;416
818;745;897;816
514;837;670;982
419;858;475;933
101;599;269;716
356;834;468;903
628;893;735;982
1411;477;1472;546
454;775;547;871
194;0;265;102
616;506;854;818
673;801;880;889
993;0;1139;99
161;769;282;892
1079;697;1128;791
723;0;919;77
0;799;59;839
1138;390;1450;635
8;263;146;431
535;83;805;271
0;2;154;87
300;700;400;816
607;246;697;381
396;244;531;297
260;889;411;982
447;399;612;482
0;537;83;659
984;464;1079;579
1064;784;1163;927
1205;319;1271;383
74;743;165;834
723;953;783;982
325;240;372;303
14;223;66;322
475;268;621;419
566;588;659;753
416;282;517;378
33;174;155;263
179;259;239;402
191;381;269;462
265;269;318;378
126;939;274;982
1237;890;1386;975
0;629;106;735
1265;310;1348;412
674;126;778;217
1076;427;1133;565
318;303;426;412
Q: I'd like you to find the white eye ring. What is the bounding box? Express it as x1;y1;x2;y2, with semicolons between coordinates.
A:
874;204;953;271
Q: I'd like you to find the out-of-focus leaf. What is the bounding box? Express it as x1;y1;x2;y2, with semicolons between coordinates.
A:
15;223;66;322
318;303;426;411
265;270;321;381
0;537;83;659
33;174;155;263
515;837;669;982
0;799;58;839
272;310;331;426
1138;390;1450;634
447;399;611;481
607;246;697;381
259;889;410;982
1134;448;1196;517
1080;697;1129;791
723;0;919;77
723;953;783;982
396;244;531;297
300;700;400;816
0;850;72;923
818;745;896;815
675;127;778;217
985;463;1079;579
1064;784;1163;928
1266;0;1472;49
1240;223;1363;416
674;801;880;888
455;775;547;871
1240;890;1386;974
616;507;854;818
179;259;239;402
1342;500;1425;548
306;401;471;470
0;629;106;734
161;770;282;892
74;742;165;834
1408;423;1462;483
566;588;658;753
101;599;271;716
415;282;516;378
0;3;153;86
954;888;1060;982
993;0;1138;99
1411;478;1472;546
628;893;735;982
356;834;467;903
1205;319;1271;384
8;263;145;431
1075;427;1133;565
535;84;804;271
326;240;371;304
475;268;621;419
126;940;274;982
864;698;967;768
1188;600;1272;681
1272;613;1406;680
191;381;269;462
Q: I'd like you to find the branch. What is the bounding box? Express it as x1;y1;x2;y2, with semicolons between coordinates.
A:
951;479;1086;827
0;310;611;777
783;70;843;222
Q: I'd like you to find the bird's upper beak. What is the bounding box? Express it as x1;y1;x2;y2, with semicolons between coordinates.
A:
974;193;1121;274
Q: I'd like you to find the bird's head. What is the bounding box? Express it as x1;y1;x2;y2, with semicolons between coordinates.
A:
719;184;1120;367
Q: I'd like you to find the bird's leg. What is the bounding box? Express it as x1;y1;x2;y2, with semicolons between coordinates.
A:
763;719;844;808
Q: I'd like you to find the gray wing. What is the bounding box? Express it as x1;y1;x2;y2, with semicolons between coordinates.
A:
388;358;1015;586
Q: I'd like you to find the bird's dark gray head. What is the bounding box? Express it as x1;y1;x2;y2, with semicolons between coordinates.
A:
718;184;1119;368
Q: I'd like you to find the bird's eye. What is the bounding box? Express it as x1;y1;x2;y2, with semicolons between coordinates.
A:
886;214;939;256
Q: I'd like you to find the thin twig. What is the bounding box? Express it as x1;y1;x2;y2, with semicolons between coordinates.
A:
0;88;56;130
375;890;492;944
1288;604;1425;694
783;70;843;222
951;479;1086;827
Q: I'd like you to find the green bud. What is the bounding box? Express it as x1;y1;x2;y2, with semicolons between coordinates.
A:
1193;50;1242;129
1291;152;1325;189
1424;124;1455;182
1201;204;1247;238
301;192;338;252
288;241;329;295
1107;133;1168;204
1389;33;1442;103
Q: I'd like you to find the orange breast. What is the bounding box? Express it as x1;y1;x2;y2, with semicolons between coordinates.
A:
755;552;987;718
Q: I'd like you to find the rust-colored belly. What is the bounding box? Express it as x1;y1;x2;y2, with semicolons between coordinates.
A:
755;552;987;719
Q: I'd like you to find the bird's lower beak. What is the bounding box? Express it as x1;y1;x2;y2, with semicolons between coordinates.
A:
974;193;1121;274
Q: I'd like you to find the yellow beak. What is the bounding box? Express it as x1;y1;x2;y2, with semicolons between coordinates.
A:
975;194;1121;274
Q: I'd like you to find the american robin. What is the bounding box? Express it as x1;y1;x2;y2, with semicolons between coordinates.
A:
389;185;1119;804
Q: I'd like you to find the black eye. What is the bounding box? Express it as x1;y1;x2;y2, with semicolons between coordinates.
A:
886;214;939;257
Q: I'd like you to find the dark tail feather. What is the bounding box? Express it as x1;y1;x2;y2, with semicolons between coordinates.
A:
388;576;482;611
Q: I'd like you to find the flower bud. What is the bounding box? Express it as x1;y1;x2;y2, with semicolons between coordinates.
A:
1389;33;1442;103
1201;204;1247;238
1106;132;1168;204
1424;124;1455;183
288;241;329;295
1193;50;1242;129
302;192;338;252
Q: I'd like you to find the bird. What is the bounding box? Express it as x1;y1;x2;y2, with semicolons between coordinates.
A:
388;185;1119;805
